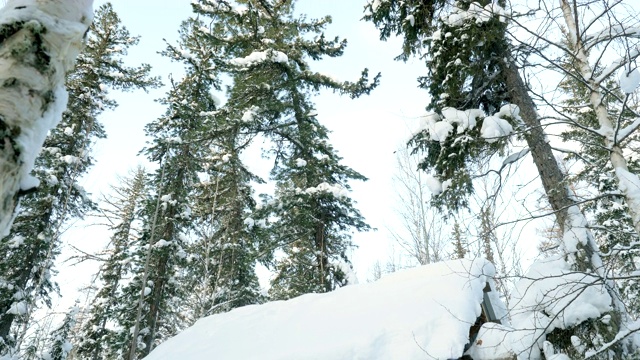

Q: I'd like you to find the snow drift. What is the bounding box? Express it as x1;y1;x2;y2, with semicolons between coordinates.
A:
147;258;500;360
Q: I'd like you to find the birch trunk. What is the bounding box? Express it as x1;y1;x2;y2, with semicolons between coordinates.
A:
0;0;92;238
559;0;640;237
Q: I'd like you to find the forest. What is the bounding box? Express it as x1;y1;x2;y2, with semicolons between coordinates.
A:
1;0;640;359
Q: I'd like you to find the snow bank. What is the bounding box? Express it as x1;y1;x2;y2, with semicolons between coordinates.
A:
147;258;496;360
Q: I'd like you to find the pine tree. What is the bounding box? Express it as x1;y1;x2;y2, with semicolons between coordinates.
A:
74;168;147;360
191;0;378;299
170;14;264;322
124;18;223;357
185;121;264;319
0;3;159;354
451;220;466;260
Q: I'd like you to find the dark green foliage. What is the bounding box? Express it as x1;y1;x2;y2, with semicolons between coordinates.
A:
192;0;377;299
74;168;147;360
368;0;512;213
363;0;447;61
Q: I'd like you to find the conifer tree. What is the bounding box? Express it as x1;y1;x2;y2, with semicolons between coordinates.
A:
171;14;264;322
0;3;158;354
73;168;147;360
191;0;379;299
124;18;223;358
185;121;264;319
41;303;79;360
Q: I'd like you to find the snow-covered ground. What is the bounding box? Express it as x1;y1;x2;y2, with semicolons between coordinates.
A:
146;258;498;360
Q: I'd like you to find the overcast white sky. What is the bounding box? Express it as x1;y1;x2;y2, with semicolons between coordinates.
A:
54;0;432;309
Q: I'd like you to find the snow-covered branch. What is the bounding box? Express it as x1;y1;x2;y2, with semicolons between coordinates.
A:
0;0;93;237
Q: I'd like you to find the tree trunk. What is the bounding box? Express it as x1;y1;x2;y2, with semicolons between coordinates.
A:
0;0;93;238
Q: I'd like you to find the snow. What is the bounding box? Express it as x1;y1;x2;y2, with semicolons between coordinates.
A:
241;107;258;122
425;174;443;195
405;14;415;27
616;116;640;142
465;323;515;360
481;116;513;143
418;105;516;143
496;104;521;121
230;49;289;67
243;217;255;227
615;167;640;221
444;2;506;27
147;258;497;360
304;182;347;198
430;120;454;142
508;255;612;359
442;107;484;133
619;67;640;93
295;158;307;167
370;0;384;12
154;239;171;248
6;300;27;315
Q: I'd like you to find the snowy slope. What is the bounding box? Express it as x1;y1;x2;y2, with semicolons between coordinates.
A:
146;258;496;360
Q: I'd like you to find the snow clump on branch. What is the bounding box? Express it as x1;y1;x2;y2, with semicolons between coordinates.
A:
619;67;640;94
418;104;520;144
229;49;289;67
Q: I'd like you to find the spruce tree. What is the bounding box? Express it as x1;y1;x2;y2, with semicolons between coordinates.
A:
170;14;264;322
185;120;264;319
0;3;159;354
40;303;80;360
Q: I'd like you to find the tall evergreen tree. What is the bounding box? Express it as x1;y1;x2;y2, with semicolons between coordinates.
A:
170;14;264;323
185;121;264;319
124;18;223;358
191;0;379;299
73;168;147;360
0;3;159;354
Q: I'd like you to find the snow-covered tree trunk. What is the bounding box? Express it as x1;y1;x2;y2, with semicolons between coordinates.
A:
0;0;92;238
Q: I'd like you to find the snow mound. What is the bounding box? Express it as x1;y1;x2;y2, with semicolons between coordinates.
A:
147;258;496;360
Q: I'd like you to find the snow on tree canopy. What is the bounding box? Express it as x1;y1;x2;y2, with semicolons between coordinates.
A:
146;258;498;360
